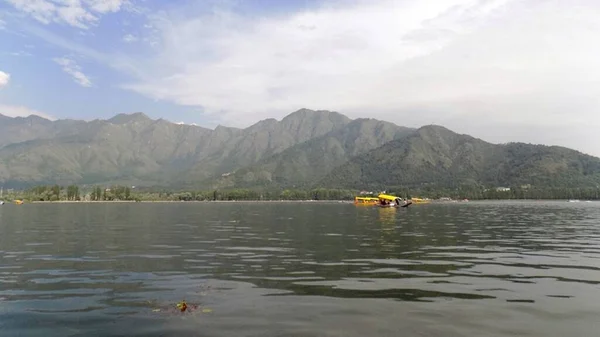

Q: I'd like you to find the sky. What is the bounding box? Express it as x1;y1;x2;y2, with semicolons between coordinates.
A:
0;0;599;156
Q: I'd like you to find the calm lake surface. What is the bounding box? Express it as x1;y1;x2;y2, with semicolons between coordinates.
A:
1;201;600;336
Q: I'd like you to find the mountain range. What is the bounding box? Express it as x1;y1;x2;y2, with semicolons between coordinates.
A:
1;109;599;190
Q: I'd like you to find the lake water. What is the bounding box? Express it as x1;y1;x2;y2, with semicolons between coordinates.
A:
1;201;600;336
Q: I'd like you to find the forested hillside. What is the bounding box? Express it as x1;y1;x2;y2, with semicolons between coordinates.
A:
319;125;600;190
0;109;350;187
2;110;600;196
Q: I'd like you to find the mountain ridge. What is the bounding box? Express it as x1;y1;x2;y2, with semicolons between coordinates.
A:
1;110;599;191
0;109;353;188
318;124;600;190
209;118;414;189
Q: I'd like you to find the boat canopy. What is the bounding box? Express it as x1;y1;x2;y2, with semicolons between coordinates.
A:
378;194;400;201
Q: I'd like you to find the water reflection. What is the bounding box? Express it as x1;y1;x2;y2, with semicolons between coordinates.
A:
377;207;397;227
1;201;599;336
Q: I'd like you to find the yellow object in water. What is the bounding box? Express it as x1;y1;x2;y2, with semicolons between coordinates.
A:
377;194;400;201
410;197;431;204
14;200;23;205
354;196;379;205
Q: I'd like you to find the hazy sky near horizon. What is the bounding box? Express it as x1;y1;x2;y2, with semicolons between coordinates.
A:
0;0;599;156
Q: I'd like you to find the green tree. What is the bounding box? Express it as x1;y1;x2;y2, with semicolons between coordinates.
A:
52;185;61;199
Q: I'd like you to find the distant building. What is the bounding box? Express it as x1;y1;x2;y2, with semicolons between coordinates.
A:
496;187;511;192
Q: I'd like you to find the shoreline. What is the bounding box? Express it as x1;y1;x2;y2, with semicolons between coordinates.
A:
3;199;593;205
25;200;354;204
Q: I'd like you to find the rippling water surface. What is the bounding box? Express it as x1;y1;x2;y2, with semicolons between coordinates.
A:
1;201;600;336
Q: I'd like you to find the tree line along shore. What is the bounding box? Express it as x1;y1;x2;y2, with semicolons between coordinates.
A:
1;184;600;203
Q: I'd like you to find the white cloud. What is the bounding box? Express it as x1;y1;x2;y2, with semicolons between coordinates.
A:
86;0;126;14
0;18;6;30
0;104;55;120
21;23;147;80
122;33;138;43
8;51;33;57
7;0;600;156
0;71;9;88
122;0;519;123
115;0;600;156
53;57;92;87
6;0;127;29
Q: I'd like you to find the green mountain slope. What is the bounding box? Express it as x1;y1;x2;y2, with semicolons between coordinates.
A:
2;110;599;192
180;109;351;183
211;118;414;189
320;125;600;189
0;109;351;187
0;113;87;148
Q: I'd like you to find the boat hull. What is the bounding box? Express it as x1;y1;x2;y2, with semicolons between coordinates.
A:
377;200;412;208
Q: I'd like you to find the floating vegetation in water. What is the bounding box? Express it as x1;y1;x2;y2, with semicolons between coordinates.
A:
149;299;213;315
146;284;219;315
177;300;188;312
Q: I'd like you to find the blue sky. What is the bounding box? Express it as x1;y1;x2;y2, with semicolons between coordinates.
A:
1;0;600;156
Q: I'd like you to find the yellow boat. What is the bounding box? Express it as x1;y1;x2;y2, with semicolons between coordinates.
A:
377;194;412;208
410;197;431;204
14;200;23;205
354;196;380;205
